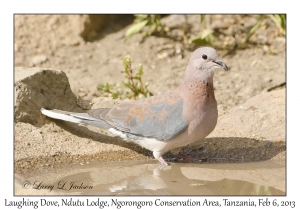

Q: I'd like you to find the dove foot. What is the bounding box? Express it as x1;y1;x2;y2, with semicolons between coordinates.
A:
158;157;168;170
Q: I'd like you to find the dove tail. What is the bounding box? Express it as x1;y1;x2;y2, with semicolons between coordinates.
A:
40;108;110;128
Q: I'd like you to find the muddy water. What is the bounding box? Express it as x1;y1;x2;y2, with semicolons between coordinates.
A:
15;159;285;195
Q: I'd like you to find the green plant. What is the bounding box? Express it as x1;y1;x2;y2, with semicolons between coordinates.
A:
245;14;286;42
125;15;166;38
97;56;153;99
268;14;286;35
190;15;215;45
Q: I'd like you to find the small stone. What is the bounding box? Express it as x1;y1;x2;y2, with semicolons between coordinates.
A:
31;55;48;66
263;45;269;53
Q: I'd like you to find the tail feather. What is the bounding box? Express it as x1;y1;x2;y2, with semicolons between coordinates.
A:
40;108;110;128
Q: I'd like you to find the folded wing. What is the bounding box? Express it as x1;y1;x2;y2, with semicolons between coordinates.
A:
88;92;188;140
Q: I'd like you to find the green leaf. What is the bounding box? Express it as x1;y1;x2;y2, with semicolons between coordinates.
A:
138;64;143;75
112;92;119;99
125;20;149;38
103;83;111;92
125;91;132;99
134;14;148;20
190;29;214;44
245;14;265;42
200;14;207;30
200;29;214;39
122;80;130;87
138;93;146;99
97;83;105;90
268;14;286;35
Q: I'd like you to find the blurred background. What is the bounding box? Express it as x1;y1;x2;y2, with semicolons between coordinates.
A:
14;14;286;114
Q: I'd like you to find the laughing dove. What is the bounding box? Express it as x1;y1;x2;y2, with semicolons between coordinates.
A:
41;47;228;168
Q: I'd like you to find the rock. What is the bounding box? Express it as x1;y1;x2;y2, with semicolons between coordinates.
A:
70;15;127;41
212;89;285;142
14;67;83;126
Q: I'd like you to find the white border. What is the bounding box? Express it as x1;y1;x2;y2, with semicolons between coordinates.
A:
2;0;299;209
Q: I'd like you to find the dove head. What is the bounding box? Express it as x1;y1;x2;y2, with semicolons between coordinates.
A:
189;47;228;72
183;47;228;84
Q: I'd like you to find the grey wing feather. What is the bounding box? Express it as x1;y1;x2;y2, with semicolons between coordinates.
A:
90;96;188;141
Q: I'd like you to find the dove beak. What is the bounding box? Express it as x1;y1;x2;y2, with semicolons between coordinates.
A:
213;60;228;71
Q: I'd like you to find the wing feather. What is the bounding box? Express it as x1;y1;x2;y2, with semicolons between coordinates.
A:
88;92;188;140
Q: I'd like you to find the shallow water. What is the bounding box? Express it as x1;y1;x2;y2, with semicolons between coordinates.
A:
15;159;285;195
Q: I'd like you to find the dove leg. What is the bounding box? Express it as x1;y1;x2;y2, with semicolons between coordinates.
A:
158;156;168;166
158;157;168;169
153;151;168;169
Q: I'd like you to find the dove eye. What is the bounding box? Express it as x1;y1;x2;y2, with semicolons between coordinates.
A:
202;54;207;60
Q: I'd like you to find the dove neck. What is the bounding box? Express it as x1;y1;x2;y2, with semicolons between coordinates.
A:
182;69;215;84
179;73;215;100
